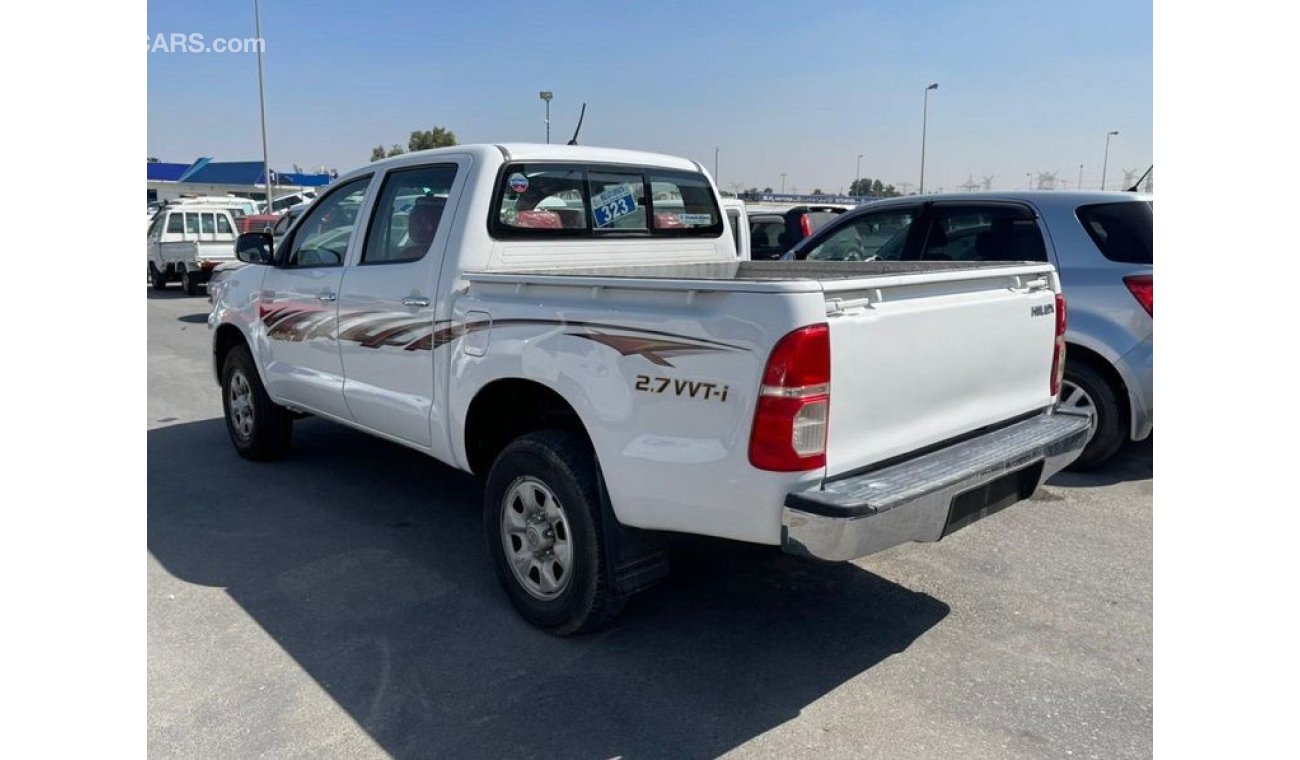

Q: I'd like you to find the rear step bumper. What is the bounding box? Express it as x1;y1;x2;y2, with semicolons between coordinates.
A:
781;410;1092;561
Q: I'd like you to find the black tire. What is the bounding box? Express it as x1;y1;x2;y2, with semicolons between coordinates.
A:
1062;359;1126;470
149;263;169;291
221;344;293;461
181;269;200;296
484;430;623;635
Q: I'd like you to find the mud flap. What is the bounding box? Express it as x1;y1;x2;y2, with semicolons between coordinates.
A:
595;469;671;596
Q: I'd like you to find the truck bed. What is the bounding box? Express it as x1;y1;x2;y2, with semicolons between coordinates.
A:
470;259;1033;281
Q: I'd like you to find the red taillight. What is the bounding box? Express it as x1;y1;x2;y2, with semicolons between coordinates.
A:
799;213;812;238
749;324;830;472
1050;293;1067;397
1124;274;1152;316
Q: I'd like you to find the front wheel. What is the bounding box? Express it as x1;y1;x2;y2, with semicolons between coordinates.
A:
149;263;168;291
221;345;293;460
1060;360;1125;470
484;430;623;635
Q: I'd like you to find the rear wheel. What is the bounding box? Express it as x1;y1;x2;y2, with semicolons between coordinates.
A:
221;344;293;460
1060;359;1125;470
484;430;623;635
181;269;200;296
149;263;168;291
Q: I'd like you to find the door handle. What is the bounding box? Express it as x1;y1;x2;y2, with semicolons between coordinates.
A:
317;291;337;302
401;296;431;308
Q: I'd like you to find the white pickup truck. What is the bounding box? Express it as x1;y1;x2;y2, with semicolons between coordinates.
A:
210;144;1089;634
148;205;240;295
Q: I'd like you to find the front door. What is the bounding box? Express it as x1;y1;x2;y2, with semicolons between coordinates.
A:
337;160;466;451
257;176;373;420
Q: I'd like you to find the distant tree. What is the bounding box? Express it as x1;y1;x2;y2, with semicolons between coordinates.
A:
147;156;161;163
849;177;902;197
762;186;773;193
386;144;406;158
743;187;760;196
370;145;387;162
408;127;457;152
812;188;823;195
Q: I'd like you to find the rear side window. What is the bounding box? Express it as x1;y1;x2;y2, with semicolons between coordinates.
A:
492;163;722;239
726;209;742;254
200;213;216;233
1076;202;1152;264
919;206;1047;262
216;215;233;234
166;214;183;234
363;164;459;264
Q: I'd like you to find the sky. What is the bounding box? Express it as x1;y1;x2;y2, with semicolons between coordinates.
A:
147;0;1152;193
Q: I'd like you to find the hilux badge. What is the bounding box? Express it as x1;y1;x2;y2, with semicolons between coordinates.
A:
1031;304;1055;317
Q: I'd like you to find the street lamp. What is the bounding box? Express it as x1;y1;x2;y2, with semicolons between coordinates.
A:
1078;163;1084;189
780;173;787;193
253;0;272;214
539;91;553;144
919;83;938;193
1026;172;1033;190
856;153;863;194
714;146;720;184
1101;130;1119;190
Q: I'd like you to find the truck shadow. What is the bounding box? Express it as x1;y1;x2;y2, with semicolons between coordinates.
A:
148;419;949;758
1047;436;1153;488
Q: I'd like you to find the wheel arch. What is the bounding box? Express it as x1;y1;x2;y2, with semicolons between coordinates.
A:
463;378;596;478
1064;341;1131;437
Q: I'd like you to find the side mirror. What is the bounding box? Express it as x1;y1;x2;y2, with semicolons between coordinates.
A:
235;232;274;264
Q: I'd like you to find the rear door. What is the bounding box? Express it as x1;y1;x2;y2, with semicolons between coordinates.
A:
914;202;1050;263
258;175;374;419
337;158;467;450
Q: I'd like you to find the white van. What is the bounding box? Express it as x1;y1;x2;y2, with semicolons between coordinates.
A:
147;206;239;295
720;197;750;259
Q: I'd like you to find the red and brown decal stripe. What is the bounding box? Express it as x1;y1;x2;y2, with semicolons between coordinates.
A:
260;309;745;365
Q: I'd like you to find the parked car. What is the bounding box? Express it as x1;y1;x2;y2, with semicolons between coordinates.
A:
783;191;1152;468
146;205;239;295
212;144;1089;634
747;204;850;260
720;197;750;258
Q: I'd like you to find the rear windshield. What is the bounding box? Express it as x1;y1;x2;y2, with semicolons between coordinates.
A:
1076;201;1152;264
491;163;722;239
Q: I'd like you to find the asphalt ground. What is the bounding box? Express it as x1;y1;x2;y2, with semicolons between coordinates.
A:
148;285;1152;759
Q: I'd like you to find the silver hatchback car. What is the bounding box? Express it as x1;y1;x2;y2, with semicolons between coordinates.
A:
783;191;1152;469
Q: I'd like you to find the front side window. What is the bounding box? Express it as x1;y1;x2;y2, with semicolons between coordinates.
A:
1076;201;1152;264
184;213;200;234
216;214;233;234
200;213;216;234
492;163;722;238
919;206;1047;262
282;177;371;268
804;209;917;262
363;165;458;264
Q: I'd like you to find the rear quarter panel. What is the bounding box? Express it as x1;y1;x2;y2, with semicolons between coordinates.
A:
447;282;825;545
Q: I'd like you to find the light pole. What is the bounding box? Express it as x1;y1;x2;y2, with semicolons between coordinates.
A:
714;146;720;184
1101;130;1118;190
539;91;553;144
253;0;272;213
919;83;938;193
1026;172;1033;190
855;153;863;194
780;173;787;193
1078;163;1084;189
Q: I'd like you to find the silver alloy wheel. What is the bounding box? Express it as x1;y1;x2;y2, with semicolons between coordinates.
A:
1058;379;1098;444
228;370;255;442
500;476;574;600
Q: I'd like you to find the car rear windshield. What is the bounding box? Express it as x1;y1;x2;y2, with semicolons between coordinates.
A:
491;162;723;239
1076;201;1152;264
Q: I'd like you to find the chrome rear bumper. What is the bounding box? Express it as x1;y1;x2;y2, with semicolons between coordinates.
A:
782;410;1091;562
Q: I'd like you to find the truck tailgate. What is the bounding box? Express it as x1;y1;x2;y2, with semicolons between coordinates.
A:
822;264;1058;477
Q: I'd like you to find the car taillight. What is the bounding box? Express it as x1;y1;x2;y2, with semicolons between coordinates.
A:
799;213;812;237
1124;274;1152;316
1050;293;1067;397
749;324;830;472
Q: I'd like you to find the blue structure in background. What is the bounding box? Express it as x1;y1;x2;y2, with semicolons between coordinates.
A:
148;158;333;187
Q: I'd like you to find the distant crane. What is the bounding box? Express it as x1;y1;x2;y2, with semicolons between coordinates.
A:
1036;171;1061;190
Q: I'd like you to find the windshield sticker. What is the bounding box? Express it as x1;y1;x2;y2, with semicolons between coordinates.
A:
508;173;529;194
592;184;639;227
677;213;713;226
